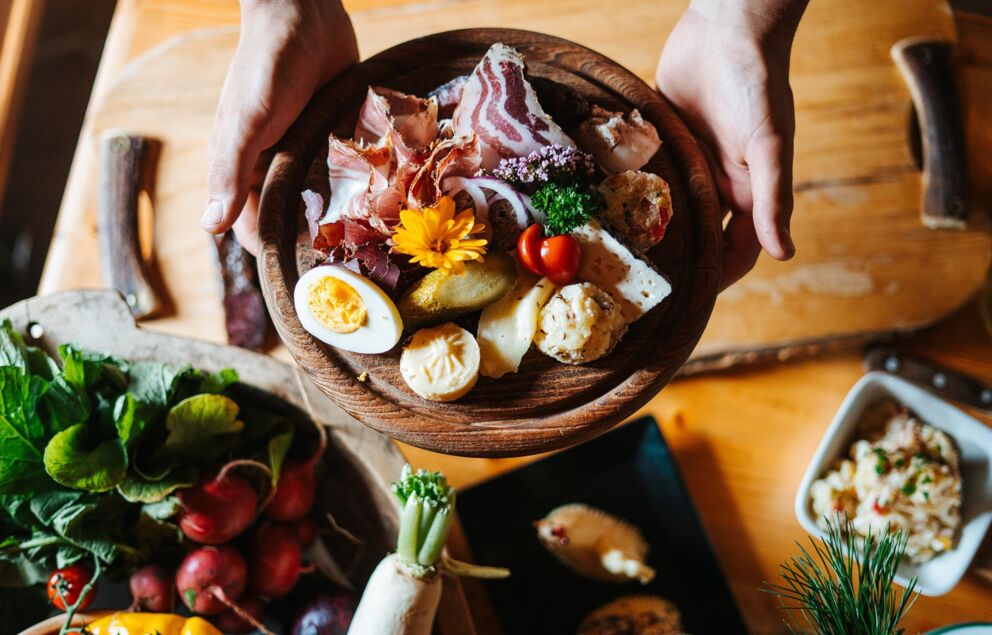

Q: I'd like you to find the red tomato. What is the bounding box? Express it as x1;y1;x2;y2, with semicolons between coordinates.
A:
539;234;581;285
516;224;546;276
47;564;96;611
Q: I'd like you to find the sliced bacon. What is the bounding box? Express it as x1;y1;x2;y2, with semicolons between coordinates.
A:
453;43;575;170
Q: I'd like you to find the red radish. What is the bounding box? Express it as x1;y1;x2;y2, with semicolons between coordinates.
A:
294;517;318;548
129;563;175;612
178;473;258;544
176;545;247;614
249;524;303;598
213;594;266;634
264;460;317;521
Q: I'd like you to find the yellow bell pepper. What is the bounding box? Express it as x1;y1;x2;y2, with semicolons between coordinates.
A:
84;612;221;635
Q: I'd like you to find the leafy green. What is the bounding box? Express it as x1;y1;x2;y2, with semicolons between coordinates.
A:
43;424;128;492
200;368;239;394
128;361;195;411
266;423;294;485
113;393;139;445
149;394;244;468
116;468;197;504
42;375;89;432
0;320;309;584
532;182;600;235
0;320;31;373
0;368;49;494
141;496;181;520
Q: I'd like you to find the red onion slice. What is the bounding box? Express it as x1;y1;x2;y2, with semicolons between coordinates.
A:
442;176;489;225
470;176;542;226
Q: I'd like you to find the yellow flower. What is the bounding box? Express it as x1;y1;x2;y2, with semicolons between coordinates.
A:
392;196;487;274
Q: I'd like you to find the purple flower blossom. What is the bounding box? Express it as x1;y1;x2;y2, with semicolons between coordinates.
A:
492;144;595;187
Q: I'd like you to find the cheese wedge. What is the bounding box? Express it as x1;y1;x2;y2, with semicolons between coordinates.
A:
478;273;556;378
570;219;671;322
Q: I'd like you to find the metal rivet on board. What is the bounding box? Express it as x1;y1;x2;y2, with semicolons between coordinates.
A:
981;389;992;405
884;356;900;373
932;373;947;389
27;322;44;339
125;293;137;307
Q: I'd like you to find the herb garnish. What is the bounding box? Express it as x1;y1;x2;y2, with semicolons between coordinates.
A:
764;517;918;634
532;182;600;235
873;448;890;475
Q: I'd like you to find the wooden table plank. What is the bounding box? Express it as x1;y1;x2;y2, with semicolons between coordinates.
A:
36;0;992;632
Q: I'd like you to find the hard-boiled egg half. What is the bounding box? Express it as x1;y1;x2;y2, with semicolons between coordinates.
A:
294;266;402;354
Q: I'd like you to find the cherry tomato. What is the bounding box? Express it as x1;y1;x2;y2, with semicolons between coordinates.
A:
539;234;581;285
516;224;546;276
47;564;96;611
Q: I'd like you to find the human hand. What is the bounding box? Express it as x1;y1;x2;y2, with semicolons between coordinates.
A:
202;0;359;255
657;0;807;289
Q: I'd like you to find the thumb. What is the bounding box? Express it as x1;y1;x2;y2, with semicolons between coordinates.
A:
746;133;796;261
202;96;270;234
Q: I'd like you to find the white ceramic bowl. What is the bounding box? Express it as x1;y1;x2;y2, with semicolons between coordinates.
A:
795;371;992;596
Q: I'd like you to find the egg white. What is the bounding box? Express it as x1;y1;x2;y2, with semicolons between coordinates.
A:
294;265;403;354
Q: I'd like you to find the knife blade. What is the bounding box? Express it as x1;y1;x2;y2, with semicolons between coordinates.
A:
863;346;992;414
211;230;269;350
97;131;164;319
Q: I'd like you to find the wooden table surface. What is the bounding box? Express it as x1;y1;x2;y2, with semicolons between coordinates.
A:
38;0;992;632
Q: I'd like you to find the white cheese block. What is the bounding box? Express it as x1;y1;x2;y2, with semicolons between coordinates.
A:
477;273;556;378
571;219;671;323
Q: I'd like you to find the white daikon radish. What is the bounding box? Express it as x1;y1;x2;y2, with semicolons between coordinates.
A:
348;467;509;635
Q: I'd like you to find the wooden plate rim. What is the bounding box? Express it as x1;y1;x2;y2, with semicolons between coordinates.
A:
257;28;722;457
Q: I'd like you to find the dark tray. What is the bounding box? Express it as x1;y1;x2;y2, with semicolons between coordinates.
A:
457;416;747;634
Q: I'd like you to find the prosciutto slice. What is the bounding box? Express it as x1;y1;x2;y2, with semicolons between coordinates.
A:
407;134;482;207
355;86;439;162
453;43;576;170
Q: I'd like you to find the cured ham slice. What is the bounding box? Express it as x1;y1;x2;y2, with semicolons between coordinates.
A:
320;136;394;234
407;134;482;207
355;86;439;162
453;43;576;170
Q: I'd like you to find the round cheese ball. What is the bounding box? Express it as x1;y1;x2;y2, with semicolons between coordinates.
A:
535;283;627;365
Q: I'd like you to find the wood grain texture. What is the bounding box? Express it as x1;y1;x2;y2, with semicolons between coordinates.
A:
97;131;162;319
256;28;723;457
0;290;474;633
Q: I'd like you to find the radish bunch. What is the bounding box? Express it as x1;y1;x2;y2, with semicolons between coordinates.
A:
126;454;323;632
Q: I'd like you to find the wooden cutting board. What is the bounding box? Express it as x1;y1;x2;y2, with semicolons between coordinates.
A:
42;0;992;371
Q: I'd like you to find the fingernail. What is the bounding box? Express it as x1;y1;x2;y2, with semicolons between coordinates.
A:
201;200;224;228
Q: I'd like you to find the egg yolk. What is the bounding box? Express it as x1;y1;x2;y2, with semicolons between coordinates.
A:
308;276;367;334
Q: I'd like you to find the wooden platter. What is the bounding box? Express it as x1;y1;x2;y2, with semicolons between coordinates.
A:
257;28;723;457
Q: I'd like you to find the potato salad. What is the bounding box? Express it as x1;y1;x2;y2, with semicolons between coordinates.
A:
810;402;962;563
